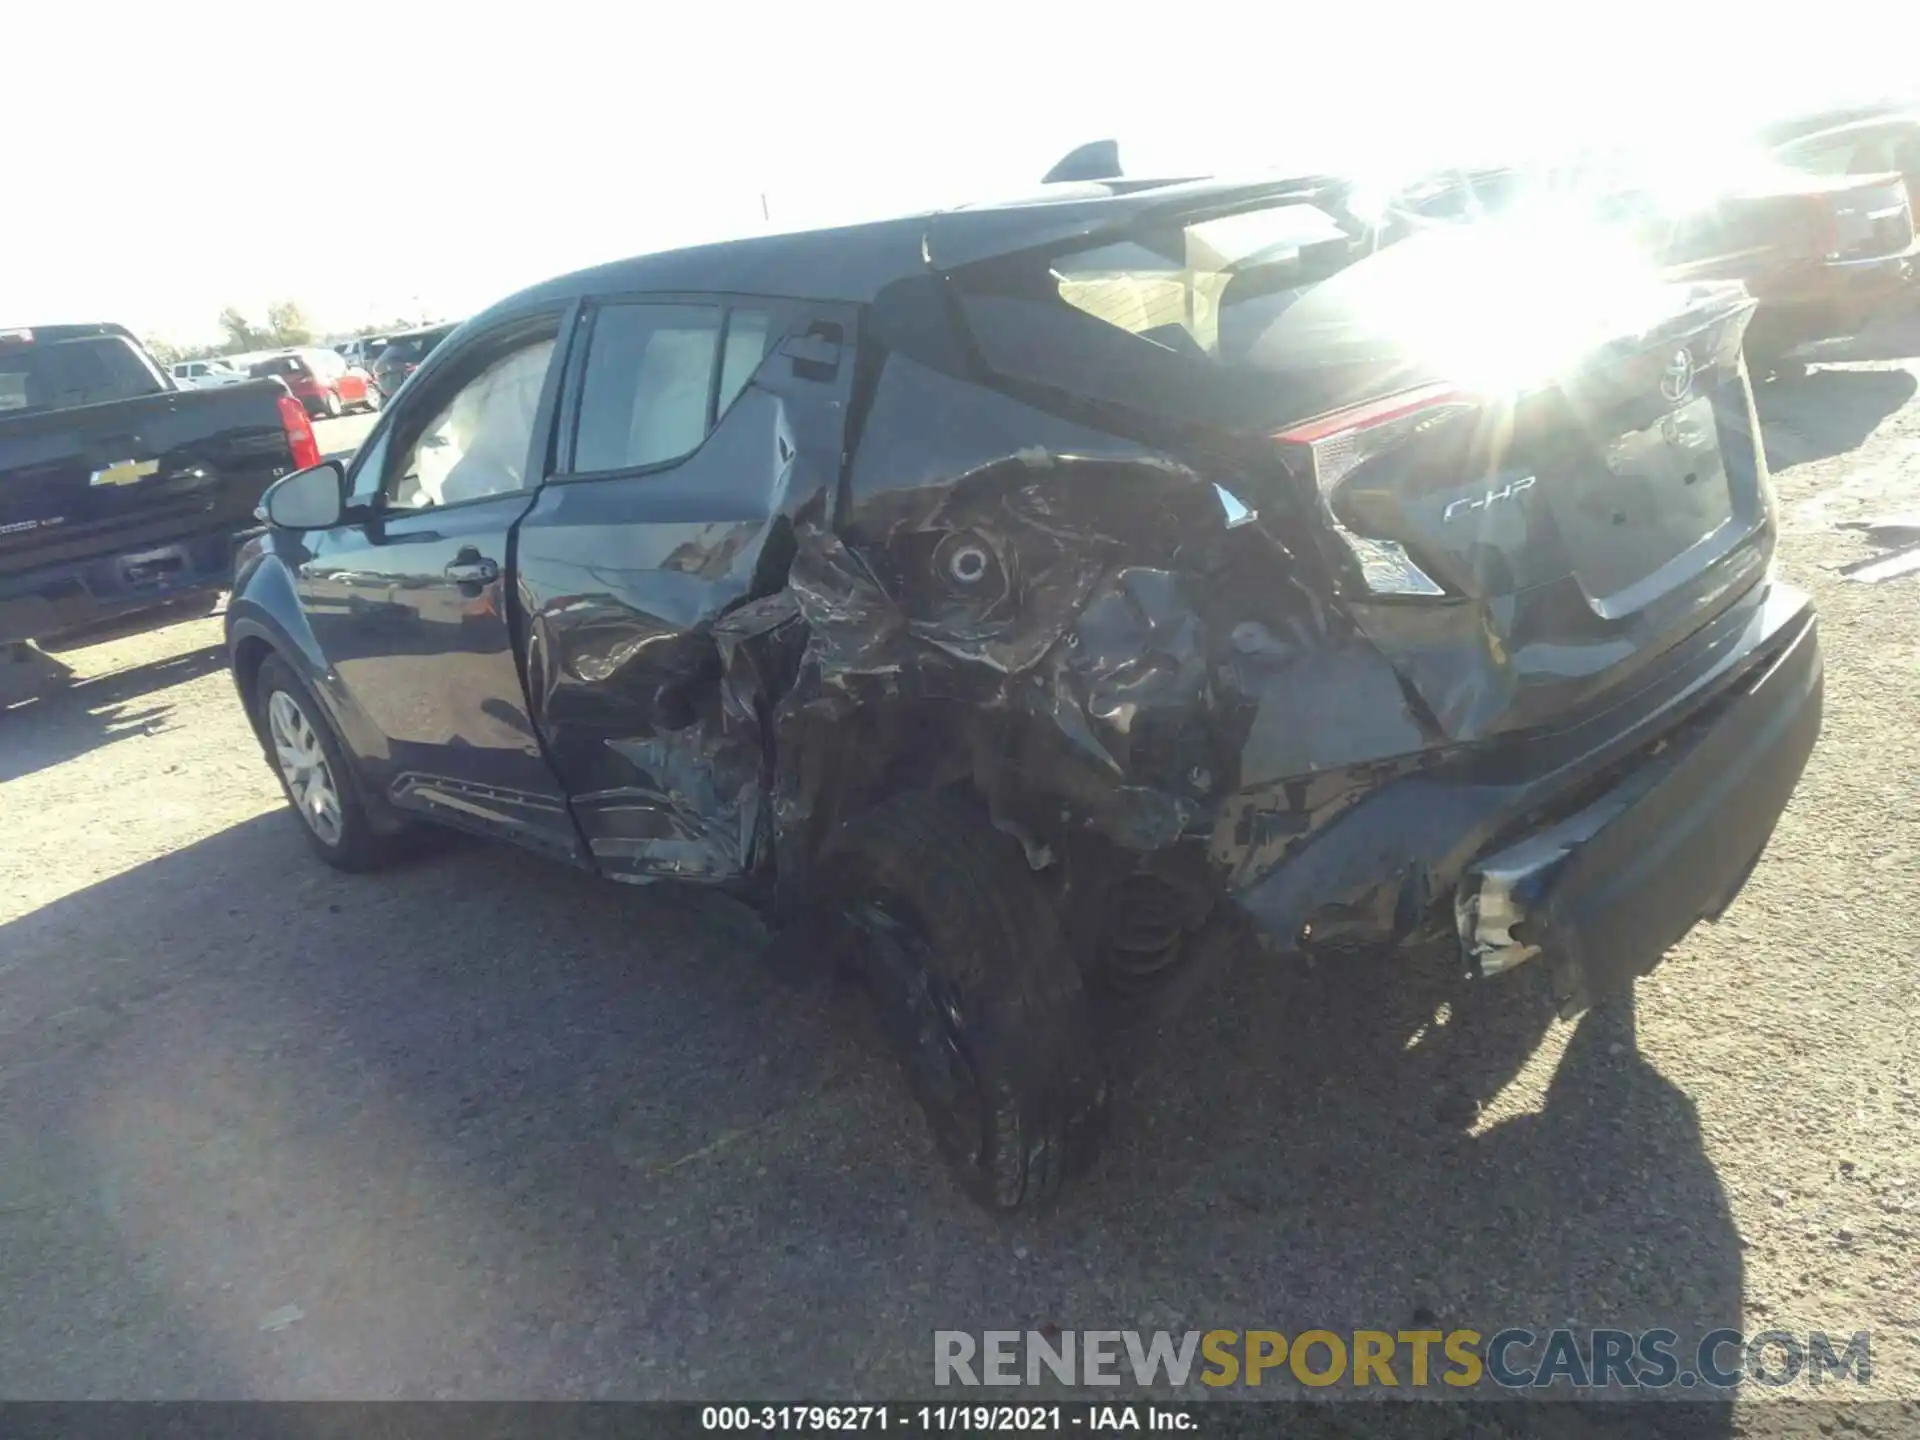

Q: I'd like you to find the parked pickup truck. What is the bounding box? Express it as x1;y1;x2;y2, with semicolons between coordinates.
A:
0;323;322;649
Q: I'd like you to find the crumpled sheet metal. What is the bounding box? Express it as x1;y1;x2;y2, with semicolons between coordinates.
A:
570;438;1435;915
777;453;1220;847
772;448;1429;874
570;590;805;884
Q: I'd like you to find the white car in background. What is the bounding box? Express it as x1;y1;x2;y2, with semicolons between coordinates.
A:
170;357;249;389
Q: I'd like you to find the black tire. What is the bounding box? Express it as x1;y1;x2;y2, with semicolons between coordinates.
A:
252;653;409;871
822;792;1107;1211
323;389;342;418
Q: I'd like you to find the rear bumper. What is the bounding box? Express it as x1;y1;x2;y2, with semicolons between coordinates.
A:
1748;242;1919;347
1459;598;1820;1012
1232;581;1821;1012
0;527;251;644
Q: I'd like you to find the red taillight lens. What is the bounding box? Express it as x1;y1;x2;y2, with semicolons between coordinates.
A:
1272;384;1478;599
1274;383;1477;492
277;394;322;470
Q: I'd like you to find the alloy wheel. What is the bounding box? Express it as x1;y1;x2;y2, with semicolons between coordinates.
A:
267;689;344;846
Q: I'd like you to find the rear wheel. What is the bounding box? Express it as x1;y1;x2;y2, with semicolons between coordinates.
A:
322;389;342;418
822;792;1108;1211
362;386;382;413
253;653;410;871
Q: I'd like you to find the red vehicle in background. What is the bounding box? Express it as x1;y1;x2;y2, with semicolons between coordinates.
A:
248;348;380;419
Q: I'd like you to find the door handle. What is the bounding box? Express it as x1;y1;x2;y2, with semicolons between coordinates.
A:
444;555;499;585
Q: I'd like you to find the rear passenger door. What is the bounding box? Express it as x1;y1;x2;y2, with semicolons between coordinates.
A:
514;294;856;882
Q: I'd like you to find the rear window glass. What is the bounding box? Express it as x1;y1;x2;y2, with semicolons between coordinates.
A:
250;356;307;377
0;336;166;415
953;200;1360;430
383;329;453;364
1779;126;1914;175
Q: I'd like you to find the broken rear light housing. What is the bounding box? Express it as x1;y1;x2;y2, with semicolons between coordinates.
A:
1274;383;1479;598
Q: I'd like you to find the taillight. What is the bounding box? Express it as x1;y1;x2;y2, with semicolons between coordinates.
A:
1274;384;1478;598
277;394;322;470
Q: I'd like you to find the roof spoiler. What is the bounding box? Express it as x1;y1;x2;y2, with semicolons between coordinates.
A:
1042;140;1123;184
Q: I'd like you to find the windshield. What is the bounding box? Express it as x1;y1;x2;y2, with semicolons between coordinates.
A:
0;335;167;416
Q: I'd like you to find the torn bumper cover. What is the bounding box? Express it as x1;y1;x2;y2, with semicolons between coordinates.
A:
1239;582;1821;1014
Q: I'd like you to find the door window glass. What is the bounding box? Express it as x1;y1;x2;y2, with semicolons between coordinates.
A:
572;303;781;474
385;337;556;509
575;305;720;472
717;309;774;417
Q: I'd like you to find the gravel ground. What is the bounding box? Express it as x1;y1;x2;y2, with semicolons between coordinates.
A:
1;368;1916;1421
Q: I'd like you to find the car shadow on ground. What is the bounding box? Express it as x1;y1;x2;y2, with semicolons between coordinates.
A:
1754;365;1918;472
31;595;225;657
0;812;1737;1420
1792;308;1920;367
0;640;227;782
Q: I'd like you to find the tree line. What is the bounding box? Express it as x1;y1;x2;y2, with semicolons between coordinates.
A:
145;302;432;368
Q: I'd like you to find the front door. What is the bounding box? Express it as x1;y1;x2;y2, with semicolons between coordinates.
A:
297;311;585;863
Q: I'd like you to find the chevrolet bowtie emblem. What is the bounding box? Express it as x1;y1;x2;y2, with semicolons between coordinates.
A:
90;458;160;488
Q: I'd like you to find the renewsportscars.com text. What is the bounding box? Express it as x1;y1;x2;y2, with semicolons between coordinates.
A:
934;1328;1872;1391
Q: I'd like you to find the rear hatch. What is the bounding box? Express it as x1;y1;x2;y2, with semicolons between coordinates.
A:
941;195;1774;744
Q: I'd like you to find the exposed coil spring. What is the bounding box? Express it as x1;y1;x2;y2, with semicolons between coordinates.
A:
1099;877;1196;993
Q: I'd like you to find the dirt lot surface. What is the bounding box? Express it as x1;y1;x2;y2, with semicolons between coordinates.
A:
2;361;1917;1420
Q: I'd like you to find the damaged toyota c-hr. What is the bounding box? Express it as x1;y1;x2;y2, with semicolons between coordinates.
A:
227;174;1823;1209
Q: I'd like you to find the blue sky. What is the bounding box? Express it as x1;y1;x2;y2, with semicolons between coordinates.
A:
8;0;1911;346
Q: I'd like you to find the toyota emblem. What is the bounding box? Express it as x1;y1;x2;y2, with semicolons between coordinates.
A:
1660;348;1694;404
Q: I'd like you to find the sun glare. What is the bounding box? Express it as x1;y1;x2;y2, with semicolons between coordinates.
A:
1360;203;1686;396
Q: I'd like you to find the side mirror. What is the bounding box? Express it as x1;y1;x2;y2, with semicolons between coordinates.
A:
259;460;346;529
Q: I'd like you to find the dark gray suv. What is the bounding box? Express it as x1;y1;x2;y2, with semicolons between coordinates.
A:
227;173;1822;1209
